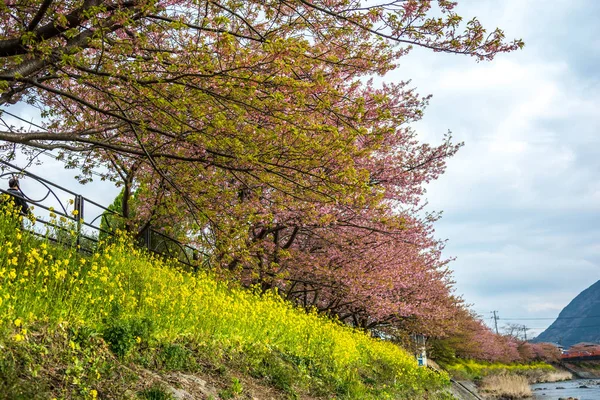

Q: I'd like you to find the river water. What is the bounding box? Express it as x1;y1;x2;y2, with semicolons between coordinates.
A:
531;379;600;399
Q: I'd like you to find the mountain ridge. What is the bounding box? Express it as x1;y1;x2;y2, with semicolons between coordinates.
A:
533;280;600;347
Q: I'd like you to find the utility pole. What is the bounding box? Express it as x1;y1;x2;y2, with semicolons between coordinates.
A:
491;311;499;334
522;326;530;341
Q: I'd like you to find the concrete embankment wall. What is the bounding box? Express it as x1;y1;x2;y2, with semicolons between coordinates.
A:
562;360;600;379
427;360;484;399
447;380;484;400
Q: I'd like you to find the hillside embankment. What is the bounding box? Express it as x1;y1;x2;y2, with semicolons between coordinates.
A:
0;209;451;399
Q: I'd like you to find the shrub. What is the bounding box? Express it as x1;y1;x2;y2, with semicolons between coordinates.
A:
139;383;174;400
157;343;197;371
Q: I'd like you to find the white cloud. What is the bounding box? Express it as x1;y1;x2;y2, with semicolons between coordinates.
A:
390;0;600;332
526;302;565;313
1;104;121;222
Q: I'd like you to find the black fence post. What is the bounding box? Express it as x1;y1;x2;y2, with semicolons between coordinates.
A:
192;251;199;272
143;225;152;250
74;195;84;247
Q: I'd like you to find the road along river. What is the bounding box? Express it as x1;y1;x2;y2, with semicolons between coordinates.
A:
531;379;600;400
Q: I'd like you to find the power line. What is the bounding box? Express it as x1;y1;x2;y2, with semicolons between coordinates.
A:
529;323;600;330
0;110;108;179
0;109;47;131
40;151;107;179
476;311;600;321
499;315;600;321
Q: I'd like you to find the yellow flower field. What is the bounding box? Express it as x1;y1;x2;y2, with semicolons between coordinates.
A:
0;206;449;399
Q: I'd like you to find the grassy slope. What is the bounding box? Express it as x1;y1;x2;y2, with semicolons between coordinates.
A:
440;359;555;381
0;210;450;399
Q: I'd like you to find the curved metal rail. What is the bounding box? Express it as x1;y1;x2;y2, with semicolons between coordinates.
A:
0;159;204;269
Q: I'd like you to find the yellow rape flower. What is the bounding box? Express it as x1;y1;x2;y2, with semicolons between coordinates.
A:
55;270;67;279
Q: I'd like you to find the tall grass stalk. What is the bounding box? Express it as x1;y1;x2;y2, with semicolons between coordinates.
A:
480;374;532;399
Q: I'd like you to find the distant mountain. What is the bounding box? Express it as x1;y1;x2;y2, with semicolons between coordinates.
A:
533;280;600;348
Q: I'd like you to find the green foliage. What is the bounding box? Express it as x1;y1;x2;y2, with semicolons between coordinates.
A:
219;377;244;399
246;349;302;395
0;323;138;399
103;317;154;357
156;343;197;371
429;338;459;365
103;323;135;358
0;342;49;399
580;361;600;370
99;188;128;242
138;383;174;400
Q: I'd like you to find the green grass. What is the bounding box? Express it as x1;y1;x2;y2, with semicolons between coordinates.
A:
0;207;449;399
441;358;555;381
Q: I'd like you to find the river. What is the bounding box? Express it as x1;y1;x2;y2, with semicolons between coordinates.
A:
531;379;600;399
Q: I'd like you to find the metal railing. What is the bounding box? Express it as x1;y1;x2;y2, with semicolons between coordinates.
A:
0;159;204;270
561;349;600;361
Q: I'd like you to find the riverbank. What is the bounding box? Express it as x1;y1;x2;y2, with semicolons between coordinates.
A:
440;360;572;400
531;378;600;400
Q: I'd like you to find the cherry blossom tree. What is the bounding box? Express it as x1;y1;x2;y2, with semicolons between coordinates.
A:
1;1;523;331
0;0;522;195
428;307;564;364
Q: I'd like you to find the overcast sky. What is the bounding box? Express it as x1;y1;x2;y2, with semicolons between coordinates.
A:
2;0;599;339
397;0;600;337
